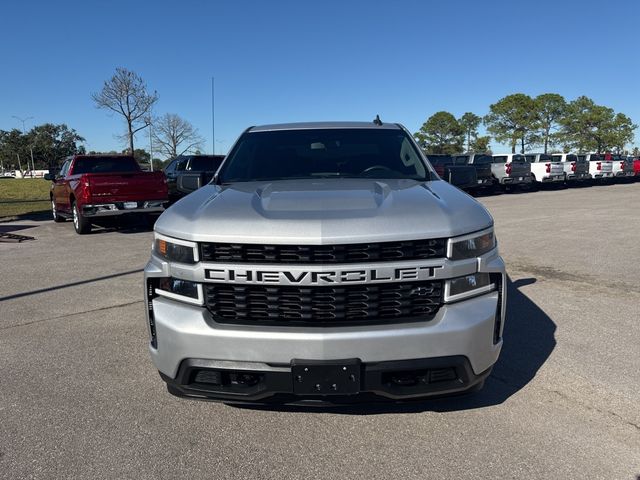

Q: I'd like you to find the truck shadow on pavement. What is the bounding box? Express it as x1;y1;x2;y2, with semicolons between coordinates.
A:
232;276;556;415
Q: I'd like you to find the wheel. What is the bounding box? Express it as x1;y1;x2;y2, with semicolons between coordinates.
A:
72;201;91;234
529;174;539;191
51;199;65;222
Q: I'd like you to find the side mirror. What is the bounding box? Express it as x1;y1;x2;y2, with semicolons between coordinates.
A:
43;173;54;181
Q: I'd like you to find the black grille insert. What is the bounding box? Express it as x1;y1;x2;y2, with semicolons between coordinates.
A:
204;281;443;326
200;239;446;264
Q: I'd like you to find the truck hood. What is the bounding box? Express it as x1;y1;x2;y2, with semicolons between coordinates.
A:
155;179;493;244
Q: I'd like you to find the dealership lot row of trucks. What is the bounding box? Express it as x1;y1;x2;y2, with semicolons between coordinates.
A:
428;152;638;192
44;151;640;235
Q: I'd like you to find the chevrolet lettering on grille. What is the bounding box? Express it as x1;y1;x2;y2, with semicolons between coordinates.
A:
204;266;444;285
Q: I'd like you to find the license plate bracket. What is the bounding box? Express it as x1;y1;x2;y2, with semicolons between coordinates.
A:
291;359;361;395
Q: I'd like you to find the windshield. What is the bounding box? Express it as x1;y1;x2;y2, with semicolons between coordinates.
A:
71;156;140;174
426;155;454;166
218;129;430;183
472;154;492;164
189;156;225;171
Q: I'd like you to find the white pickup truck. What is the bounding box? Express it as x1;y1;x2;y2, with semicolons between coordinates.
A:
550;153;591;183
490;154;532;188
525;153;565;186
609;154;635;179
585;154;614;181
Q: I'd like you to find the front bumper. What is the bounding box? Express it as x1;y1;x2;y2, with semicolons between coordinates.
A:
162;355;492;404
144;250;506;403
82;200;166;217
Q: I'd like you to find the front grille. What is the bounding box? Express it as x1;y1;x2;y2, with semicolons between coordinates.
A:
200;239;446;264
204;281;443;326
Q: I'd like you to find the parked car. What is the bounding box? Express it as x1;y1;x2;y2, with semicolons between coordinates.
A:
453;153;494;190
609;154;635;179
145;120;506;403
425;154;478;190
585;154;614;181
164;154;225;201
490;154;532;188
525;153;565;187
550;153;591;183
45;155;168;234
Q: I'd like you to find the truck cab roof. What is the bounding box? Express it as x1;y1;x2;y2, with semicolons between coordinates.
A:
249;121;403;132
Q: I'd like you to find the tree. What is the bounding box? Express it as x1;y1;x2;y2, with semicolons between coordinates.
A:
28;124;85;169
459;112;481;152
0;129;29;174
605;113;636;153
414;111;464;154
558;96;636;153
152;113;204;159
124;148;150;165
470;135;491;153
534;93;567;154
92;67;158;155
484;94;538;153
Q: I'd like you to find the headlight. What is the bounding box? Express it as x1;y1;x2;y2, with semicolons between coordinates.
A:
444;273;496;303
154;233;198;264
155;277;203;305
448;227;495;260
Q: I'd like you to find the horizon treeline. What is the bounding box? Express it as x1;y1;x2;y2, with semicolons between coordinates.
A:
414;93;637;156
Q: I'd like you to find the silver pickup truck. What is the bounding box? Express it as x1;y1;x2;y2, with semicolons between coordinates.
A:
490;154;532;188
144;121;506;404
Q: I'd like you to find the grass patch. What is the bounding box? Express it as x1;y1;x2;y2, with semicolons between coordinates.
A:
0;179;52;218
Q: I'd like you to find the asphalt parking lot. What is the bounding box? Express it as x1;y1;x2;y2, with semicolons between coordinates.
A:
1;182;639;480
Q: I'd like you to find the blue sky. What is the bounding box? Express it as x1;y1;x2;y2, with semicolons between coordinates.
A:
1;0;639;155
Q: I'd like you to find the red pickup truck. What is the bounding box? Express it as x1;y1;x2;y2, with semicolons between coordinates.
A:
45;155;168;234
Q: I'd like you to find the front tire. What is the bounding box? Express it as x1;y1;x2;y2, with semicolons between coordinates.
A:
51;199;64;222
72;202;91;234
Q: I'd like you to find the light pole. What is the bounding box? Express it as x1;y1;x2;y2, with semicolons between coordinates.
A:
211;76;216;155
146;115;154;172
12;115;33;134
12;115;34;176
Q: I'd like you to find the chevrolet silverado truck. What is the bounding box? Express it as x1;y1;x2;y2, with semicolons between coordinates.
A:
144;121;506;404
46;155;168;234
585;154;614;181
609;154;635;179
453;154;494;191
526;153;565;187
490;154;532;189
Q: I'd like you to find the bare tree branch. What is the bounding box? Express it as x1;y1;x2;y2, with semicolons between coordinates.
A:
92;67;158;154
152;113;204;159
